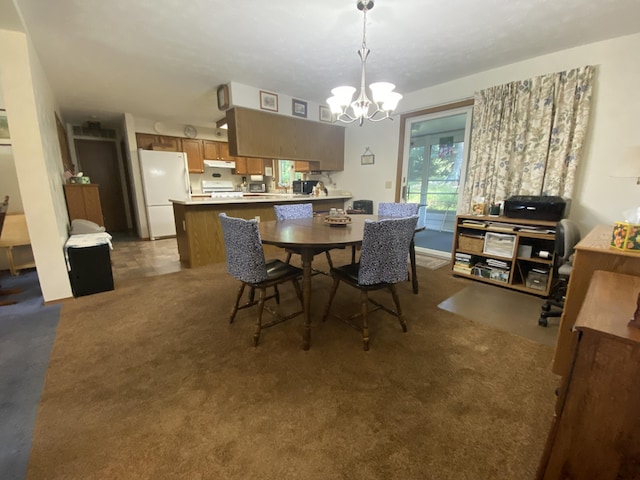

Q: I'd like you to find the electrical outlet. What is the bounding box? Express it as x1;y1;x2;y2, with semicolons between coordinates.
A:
385;181;392;189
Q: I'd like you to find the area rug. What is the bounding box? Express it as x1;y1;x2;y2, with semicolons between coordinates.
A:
26;251;558;480
438;282;558;346
413;253;450;270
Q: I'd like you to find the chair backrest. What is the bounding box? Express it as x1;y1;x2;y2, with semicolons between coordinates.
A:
555;219;581;263
358;216;419;285
378;202;419;217
274;203;313;221
0;195;9;237
219;213;268;284
353;200;373;214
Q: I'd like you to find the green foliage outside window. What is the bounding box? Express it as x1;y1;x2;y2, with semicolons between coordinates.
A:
277;160;302;188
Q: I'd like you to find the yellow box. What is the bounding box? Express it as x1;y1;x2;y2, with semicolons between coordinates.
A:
610;222;640;253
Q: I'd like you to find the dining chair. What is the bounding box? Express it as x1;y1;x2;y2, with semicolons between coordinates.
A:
219;213;304;346
322;215;419;350
273;203;335;271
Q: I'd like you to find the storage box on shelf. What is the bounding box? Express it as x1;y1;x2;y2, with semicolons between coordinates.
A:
451;214;557;296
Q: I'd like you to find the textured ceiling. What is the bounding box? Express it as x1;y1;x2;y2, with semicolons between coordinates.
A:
2;0;640;128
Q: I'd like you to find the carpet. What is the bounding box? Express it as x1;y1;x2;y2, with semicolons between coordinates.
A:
438;282;558;346
26;250;558;480
0;270;60;480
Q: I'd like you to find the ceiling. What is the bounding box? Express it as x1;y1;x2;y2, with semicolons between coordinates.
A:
2;0;640;128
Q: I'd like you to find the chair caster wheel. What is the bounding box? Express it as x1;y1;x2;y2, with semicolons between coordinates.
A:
538;317;548;327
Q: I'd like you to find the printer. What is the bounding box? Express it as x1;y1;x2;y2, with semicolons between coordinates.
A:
503;195;567;222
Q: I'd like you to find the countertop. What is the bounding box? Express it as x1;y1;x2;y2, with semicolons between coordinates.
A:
170;194;352;206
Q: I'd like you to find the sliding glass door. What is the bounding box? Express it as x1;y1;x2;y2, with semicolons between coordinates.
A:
401;106;473;257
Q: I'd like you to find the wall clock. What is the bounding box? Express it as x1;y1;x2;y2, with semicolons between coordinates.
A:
217;84;230;110
184;125;197;138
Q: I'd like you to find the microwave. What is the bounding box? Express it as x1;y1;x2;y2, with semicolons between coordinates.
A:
249;183;266;193
292;180;318;195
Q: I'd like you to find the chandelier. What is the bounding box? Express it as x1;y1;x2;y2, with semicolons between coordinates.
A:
327;0;402;126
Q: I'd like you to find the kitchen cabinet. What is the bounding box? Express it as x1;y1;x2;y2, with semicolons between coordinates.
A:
135;133;182;152
64;184;104;226
203;140;233;161
294;161;320;172
181;138;204;173
226;107;345;171
234;157;269;175
537;271;640;479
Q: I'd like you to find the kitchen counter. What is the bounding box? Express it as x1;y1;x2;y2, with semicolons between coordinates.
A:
171;194;351;205
171;194;351;268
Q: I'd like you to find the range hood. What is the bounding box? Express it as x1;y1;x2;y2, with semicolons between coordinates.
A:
203;159;236;169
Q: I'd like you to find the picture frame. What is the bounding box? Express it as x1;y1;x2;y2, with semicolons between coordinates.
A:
0;109;9;140
361;154;375;165
292;99;307;118
216;84;230;110
319;105;332;123
259;91;278;112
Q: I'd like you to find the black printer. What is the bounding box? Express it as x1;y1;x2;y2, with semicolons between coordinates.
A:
503;195;566;222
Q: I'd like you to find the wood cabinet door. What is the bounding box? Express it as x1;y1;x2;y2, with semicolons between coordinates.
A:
246;158;264;174
136;133;157;150
182;139;204;173
156;136;182;152
203;140;219;160
234;157;248;175
216;141;232;160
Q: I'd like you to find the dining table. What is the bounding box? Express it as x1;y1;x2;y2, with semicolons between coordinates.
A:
259;214;422;350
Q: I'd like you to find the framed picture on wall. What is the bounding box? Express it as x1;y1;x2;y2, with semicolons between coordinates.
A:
260;91;278;112
292;99;307;118
319;105;332;123
0;110;10;140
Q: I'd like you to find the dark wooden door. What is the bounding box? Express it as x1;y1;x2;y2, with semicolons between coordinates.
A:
74;139;128;232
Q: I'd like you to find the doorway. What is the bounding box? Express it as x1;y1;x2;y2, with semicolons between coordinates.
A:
74;139;129;232
399;103;473;257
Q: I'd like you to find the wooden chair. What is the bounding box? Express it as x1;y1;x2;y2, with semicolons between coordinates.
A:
322;215;419;350
219;213;304;346
1;195;19;307
273;203;334;272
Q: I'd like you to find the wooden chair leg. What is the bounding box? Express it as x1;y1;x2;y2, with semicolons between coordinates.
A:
389;284;407;332
361;290;370;351
285;252;293;264
292;278;303;305
274;285;280;304
254;288;267;347
322;276;341;322
325;251;334;269
229;283;246;323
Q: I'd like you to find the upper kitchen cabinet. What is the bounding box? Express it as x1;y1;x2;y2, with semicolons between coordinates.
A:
294;161;320;173
234;157;270;175
226;107;345;171
136;133;182;152
181;139;204;173
203;140;233;161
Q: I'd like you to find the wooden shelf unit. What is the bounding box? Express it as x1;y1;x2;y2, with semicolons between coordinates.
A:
452;214;557;296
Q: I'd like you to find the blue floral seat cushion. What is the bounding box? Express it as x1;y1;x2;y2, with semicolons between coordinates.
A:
378;202;419;217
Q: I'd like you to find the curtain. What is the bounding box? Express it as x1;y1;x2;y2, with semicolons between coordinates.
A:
461;66;594;213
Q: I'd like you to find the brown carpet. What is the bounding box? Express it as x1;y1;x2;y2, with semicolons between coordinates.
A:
27;250;558;480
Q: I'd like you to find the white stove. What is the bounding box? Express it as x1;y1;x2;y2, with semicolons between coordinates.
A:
201;180;243;198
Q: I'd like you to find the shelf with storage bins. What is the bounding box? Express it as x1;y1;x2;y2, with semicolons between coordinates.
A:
452;214;557;296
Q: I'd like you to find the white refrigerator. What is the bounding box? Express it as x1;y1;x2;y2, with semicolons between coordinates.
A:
138;149;190;239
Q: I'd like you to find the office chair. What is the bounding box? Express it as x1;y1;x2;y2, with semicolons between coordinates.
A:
219;213;304;346
538;219;581;327
322;215;419;350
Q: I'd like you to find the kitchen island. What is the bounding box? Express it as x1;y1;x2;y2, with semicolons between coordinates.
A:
170;194;352;268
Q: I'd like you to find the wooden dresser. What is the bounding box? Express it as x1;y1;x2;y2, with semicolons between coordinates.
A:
552;224;640;377
63;184;104;227
537;270;640;479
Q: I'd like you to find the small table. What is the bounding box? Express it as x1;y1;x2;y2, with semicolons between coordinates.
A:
259;214;422;350
0;214;36;276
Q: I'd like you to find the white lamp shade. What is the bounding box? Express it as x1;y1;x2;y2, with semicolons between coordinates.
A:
381;92;403;112
327;96;344;114
369;82;395;103
330;86;356;107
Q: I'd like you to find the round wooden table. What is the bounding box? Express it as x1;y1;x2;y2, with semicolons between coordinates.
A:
259;215;421;350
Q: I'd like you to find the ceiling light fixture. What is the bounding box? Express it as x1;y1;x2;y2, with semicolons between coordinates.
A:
327;0;402;126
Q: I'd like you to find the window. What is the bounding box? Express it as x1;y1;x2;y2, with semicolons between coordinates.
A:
276;159;302;188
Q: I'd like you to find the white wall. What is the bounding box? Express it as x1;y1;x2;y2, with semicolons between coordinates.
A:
333;33;640;232
0;29;72;301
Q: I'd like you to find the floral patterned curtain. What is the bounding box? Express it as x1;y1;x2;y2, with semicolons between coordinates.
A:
461;66;594;213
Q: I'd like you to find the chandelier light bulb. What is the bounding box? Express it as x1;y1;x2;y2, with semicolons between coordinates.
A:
326;0;402;126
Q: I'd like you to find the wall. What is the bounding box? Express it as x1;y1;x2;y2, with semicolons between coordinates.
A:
0;28;72;300
332;33;640;230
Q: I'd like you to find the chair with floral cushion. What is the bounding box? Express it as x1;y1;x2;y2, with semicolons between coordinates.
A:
273;203;334;271
322;215;419;350
219;213;303;346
